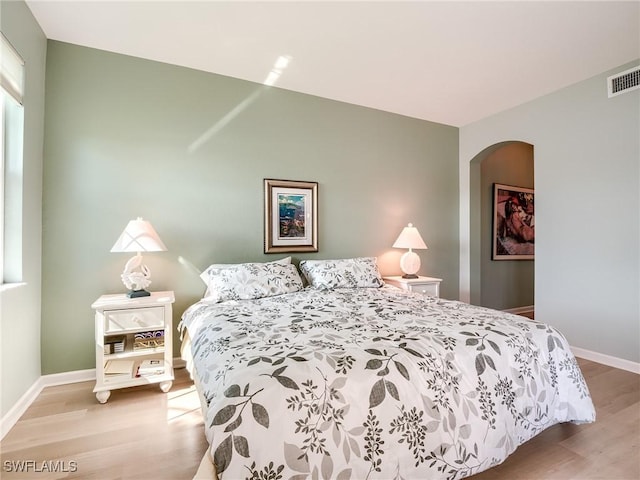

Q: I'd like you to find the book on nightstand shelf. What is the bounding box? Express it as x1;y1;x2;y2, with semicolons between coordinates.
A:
136;359;165;377
104;359;134;378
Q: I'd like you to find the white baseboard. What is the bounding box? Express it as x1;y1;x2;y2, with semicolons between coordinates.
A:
41;368;97;387
1;357;186;441
1;368;95;440
571;347;640;374
1;376;44;440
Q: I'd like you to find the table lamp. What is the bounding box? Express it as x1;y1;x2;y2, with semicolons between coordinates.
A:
392;223;428;278
111;217;167;297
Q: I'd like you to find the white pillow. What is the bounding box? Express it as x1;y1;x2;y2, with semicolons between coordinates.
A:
202;262;303;303
200;257;291;296
299;257;384;290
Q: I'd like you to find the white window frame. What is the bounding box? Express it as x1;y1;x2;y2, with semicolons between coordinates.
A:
1;32;25;285
1;91;5;281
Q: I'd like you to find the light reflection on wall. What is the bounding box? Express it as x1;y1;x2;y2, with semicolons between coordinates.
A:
188;55;292;154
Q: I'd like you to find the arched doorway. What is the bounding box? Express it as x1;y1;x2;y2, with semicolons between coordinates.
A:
469;141;534;312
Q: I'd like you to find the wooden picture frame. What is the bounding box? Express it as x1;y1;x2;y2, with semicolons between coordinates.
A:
264;179;318;253
492;183;535;260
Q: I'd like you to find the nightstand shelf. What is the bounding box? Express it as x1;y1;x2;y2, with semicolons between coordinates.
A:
384;275;443;298
92;291;175;403
103;349;166;360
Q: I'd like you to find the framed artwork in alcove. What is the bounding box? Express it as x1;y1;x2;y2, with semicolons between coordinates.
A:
492;183;534;260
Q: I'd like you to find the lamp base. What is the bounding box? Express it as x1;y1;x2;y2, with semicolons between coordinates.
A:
127;289;151;298
399;250;421;278
401;273;419;279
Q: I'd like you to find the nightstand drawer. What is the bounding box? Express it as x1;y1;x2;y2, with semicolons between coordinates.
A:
407;283;439;296
383;276;442;298
105;306;164;333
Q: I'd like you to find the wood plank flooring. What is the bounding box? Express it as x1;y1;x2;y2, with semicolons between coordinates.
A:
1;359;638;479
1;368;208;479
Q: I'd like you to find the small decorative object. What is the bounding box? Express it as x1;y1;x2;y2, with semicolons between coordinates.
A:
133;330;165;351
264;179;318;253
492;183;534;260
392;223;428;278
111;218;167;297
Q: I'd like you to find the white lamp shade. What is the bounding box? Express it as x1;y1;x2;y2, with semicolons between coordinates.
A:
392;223;428;250
111;218;167;253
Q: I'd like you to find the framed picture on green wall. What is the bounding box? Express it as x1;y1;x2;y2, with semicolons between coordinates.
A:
492;183;534;260
264;179;318;253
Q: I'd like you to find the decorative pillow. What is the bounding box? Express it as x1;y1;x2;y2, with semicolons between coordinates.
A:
200;257;291;296
299;257;384;290
202;262;303;303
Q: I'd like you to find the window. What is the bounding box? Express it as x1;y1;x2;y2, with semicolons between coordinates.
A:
1;33;25;284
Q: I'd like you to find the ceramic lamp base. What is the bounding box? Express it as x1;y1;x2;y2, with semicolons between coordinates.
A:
399;250;421;278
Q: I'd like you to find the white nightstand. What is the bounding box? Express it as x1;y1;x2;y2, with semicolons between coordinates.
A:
92;291;175;403
384;275;443;298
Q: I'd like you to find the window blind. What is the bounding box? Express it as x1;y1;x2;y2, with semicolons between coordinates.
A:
1;33;25;105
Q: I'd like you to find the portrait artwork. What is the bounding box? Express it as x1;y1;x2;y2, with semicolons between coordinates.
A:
492;183;534;260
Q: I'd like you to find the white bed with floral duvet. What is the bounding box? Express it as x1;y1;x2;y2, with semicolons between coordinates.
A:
180;257;595;480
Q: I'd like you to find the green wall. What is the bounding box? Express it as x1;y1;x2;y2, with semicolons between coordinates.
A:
460;60;640;364
42;41;459;374
0;1;47;419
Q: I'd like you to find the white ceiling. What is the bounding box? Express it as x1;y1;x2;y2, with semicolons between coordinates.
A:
25;1;640;127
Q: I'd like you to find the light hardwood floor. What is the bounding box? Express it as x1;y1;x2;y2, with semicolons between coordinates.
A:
1;360;638;479
1;368;208;479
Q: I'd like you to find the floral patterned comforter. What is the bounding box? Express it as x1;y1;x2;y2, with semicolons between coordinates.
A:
180;286;595;480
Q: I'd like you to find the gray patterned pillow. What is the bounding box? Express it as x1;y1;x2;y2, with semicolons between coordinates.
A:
299;257;384;289
203;262;303;303
200;257;291;297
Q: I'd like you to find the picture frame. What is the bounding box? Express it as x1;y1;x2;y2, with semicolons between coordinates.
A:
264;179;318;253
492;183;535;260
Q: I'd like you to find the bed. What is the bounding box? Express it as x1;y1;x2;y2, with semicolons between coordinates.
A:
179;257;595;480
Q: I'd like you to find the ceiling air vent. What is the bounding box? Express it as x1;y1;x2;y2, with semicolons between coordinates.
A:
607;65;640;98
